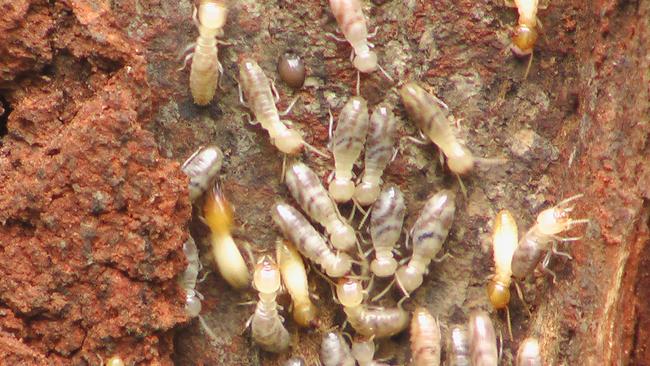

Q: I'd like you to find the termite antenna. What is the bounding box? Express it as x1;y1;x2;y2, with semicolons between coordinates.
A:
370;278;395;302
523;50;534;80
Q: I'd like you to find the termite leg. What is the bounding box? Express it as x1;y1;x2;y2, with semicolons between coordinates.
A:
356;71;361;96
237;81;248;107
241;313;254;335
281;155;287;183
279;95;300;116
541;251;557;284
271;79;281;103
242;113;258;126
368;26;378;39
553;235;583;242
348;203;357;222
325;32;348;43
505;307;513;341
377;64;394;84
396;275;410;298
177;52;194;72
357;206;372;230
432;252;454;263
199;315;222;344
192;5;200;27
397;293;408;308
523;50;534;80
371;278;396;302
456;174;468;199
328;108;335;143
217;61;225;90
390;147;399;162
551;242;573;260
513;279;532;316
303;142;330;158
403;135;428;145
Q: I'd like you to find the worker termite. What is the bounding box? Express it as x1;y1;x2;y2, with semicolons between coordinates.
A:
285;162;356;252
354;104;397;206
320;332;355;366
329;96;369;203
284;357;307;366
203;182;250;289
351;338;389;366
410;307;441;366
448;326;471;366
468;311;499;366
369;185;405;278
395;190;456;295
178;237;202;317
511;194;589;281
272;203;353;277
336;277;409;338
181;145;224;202
508;0;542;78
249;256;290;353
516;337;542;366
276;239;318;327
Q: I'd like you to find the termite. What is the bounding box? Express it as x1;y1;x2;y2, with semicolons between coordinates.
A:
250;256;290;353
284;357;307;366
516;337;542;366
336;277;409;338
179;237;202;317
410;307;441;366
395;190;456;295
329;96;369;203
106;356;125;366
272;203;353;278
448;326;471;366
320;332;355;366
369;185;405;278
354;104;397;206
181;145;224;202
511;194;589;281
184;0;228;105
351;338;389;366
508;0;542;78
203;182;250;289
468;311;499;366
285;162;356;252
276;239;318;327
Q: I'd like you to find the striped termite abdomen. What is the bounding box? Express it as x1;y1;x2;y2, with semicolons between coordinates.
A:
448;326;471;366
329;0;377;73
330;96;369;203
516;337;542;366
410;307;441;366
181;145;224;202
468;311;498;366
369;185;405;277
320;332;355;366
179;237;202;317
251;256;290;353
488;209;518;309
355;104;397;206
277;240;318;327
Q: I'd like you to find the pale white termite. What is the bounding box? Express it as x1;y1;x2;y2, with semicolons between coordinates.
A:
448;326;471;366
509;0;542;78
487;210;519;310
320;332;355;366
285;162;356;251
178;237;202;317
276;239;318;327
336;277;410;338
272;203;353;277
395;190;456;295
181;145;224;202
369;185;405;278
468;311;498;366
329;96;369;203
511;194;589;280
410;307;441;366
354;104;397;206
516;337;542;366
203;183;250;289
351;339;389;366
250;256;290;353
284;357;307;366
187;0;227;105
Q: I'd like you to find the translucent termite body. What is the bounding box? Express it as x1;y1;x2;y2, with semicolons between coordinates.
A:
272;203;353;277
276;240;318;327
517;337;542;366
251;256;290;353
410;307;441;366
285;162;356;251
369;185;405;277
284;357;307;366
468;311;498;366
181;145;224;202
354;104;397;206
179;237;202;317
203;183;250;289
448;326;471;366
336;278;409;338
107;356;125;366
510;0;540;57
239;58;304;154
188;0;227;105
330;96;369;203
320;332;355;366
511;194;588;279
396;190;456;295
351;339;389;366
328;0;378;73
487;210;518;309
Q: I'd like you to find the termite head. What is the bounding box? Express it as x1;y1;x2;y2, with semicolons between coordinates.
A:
395;264;423;294
487;280;510;309
198;1;228;30
370;252;398;278
330;221;356;252
274;129;303;154
329;177;355;203
446;142;474;175
293;301;318;327
324;251;353;277
353;49;378;73
354;181;380;206
511;24;538;57
351;339;375;363
185;289;202;317
253;256;281;294
107;356;125;366
203;182;234;235
536;197;583;236
336;277;364;307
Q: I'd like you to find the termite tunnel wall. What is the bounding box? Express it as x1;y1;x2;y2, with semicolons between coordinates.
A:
0;0;648;365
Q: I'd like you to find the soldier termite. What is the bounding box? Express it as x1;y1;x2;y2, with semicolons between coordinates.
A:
203;183;250;289
410;307;441;366
511;194;589;281
508;0;542;78
336;277;409;338
395;190;456;296
351;338;389;366
516;337;542;366
330;96;369;203
272;203;353;277
181;145;224;202
369;185;405;278
320;332;355;366
468;311;499;366
448;326;471;366
276;239;318;327
249;256;290;353
354;104;397;206
285;162;356;252
179;237;203;317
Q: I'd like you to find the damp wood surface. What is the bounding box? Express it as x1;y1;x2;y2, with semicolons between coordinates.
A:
0;0;648;365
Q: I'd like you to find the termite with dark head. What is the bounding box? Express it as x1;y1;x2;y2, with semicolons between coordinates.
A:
410;307;441;366
369;185;405;278
487;210;518;311
320;332;355;366
179;237;202;317
468;311;498;366
277;239;318;327
517;337;542;366
181;145;224;202
250;256;290;353
509;0;542;78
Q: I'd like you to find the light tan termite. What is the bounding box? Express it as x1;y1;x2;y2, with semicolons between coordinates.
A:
181;145;223;202
516;337;542;366
276;239;318;327
410;307;441;366
351;338;389;366
329;96;369;203
448;326;471;366
511;194;589;280
354;104;397;206
320;332;355;366
250;256;290;353
336;277;409;338
272;203;353;277
396;190;456;295
329;0;377;73
468;311;498;366
487;210;518;310
178;237;202;317
508;0;542;78
369;185;405;278
285;162;356;251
